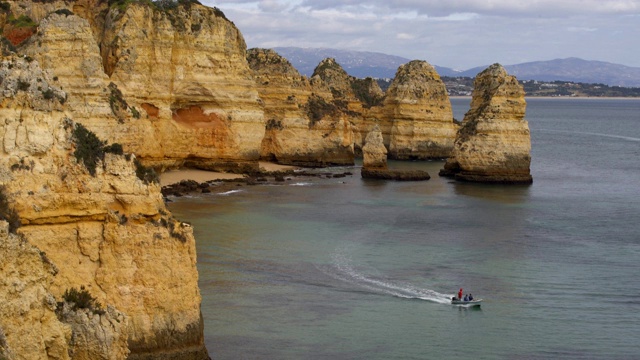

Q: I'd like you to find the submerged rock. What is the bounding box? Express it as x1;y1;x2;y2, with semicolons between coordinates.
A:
440;64;532;184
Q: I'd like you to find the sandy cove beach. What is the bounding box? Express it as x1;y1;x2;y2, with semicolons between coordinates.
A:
159;162;298;186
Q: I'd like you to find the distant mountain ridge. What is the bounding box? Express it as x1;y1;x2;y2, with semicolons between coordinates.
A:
273;47;459;79
272;47;640;87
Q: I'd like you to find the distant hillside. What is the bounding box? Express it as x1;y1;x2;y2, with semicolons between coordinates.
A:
460;58;640;87
273;47;458;79
272;48;640;87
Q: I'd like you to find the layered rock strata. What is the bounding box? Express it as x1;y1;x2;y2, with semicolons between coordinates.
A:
2;218;131;360
311;58;358;102
21;3;264;172
440;64;532;184
384;60;458;159
1;221;77;360
3;1;459;169
0;54;208;358
248;49;355;166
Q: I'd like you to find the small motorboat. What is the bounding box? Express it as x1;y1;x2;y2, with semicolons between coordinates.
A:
451;298;482;306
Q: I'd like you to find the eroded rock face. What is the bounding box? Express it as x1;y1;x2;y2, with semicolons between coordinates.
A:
56;302;130;360
22;4;264;171
362;125;387;169
0;55;208;358
4;0;468;171
248;49;355;166
384;60;458;159
440;64;532;184
0;221;72;360
107;4;264;167
312;58;357;101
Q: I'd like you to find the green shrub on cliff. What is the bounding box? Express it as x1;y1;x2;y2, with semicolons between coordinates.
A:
305;95;339;127
134;159;159;184
17;80;30;91
107;82;129;122
8;14;37;28
104;142;124;155
265;118;284;131
53;9;74;17
0;186;20;234
153;0;178;10
212;6;226;19
42;88;55;100
108;0;152;12
72;124;128;177
152;0;200;11
62;286;105;315
351;78;384;108
72;123;105;176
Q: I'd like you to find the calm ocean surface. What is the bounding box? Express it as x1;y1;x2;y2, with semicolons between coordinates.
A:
168;98;640;359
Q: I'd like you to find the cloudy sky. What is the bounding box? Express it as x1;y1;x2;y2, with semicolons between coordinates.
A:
200;0;640;70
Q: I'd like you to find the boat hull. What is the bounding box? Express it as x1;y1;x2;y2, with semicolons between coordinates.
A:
451;299;482;306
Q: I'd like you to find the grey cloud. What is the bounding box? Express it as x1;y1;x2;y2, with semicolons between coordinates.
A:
203;0;640;69
258;0;289;12
298;0;640;16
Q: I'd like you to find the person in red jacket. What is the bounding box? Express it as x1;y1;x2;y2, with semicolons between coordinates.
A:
458;288;463;300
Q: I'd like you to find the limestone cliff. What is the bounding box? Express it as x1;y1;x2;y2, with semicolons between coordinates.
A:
312;58;358;102
248;49;354;166
17;2;264;172
2;1;458;169
383;60;458;159
310;58;385;155
440;64;532;184
0;54;208;358
1;220;76;360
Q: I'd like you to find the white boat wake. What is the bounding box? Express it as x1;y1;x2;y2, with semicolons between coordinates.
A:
320;250;451;304
538;129;640;142
217;189;244;196
290;182;313;186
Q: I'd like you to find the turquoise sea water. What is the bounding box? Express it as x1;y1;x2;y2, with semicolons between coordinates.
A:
168;98;640;359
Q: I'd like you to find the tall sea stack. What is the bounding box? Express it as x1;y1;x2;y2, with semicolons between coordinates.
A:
384;60;458;160
440;64;533;184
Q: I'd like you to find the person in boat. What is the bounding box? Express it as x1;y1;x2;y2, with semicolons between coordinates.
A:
458;288;463;300
463;294;469;301
468;294;474;301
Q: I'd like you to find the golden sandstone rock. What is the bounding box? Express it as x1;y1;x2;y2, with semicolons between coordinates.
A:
362;125;387;170
0;54;207;358
384;60;458;160
248;49;355;166
440;64;533;183
361;125;431;181
24;4;264;172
